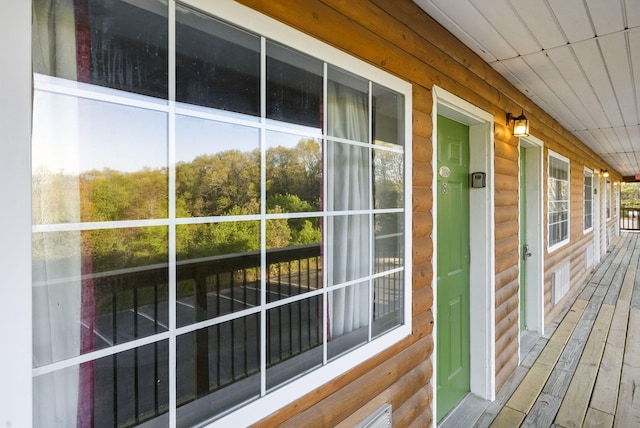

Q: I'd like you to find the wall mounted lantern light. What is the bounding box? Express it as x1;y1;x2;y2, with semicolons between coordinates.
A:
601;169;609;178
506;111;530;137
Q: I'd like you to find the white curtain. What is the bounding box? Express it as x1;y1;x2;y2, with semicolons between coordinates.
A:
327;78;370;339
32;1;84;425
33;0;79;81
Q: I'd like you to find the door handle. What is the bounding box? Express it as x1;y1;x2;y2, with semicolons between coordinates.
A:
523;244;532;260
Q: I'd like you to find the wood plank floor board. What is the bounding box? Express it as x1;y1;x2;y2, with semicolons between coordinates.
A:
617;266;636;304
602;266;625;306
475;365;529;427
554;304;615;427
590;302;630;415
540;367;573;400
553;312;599;373
488;406;526;428
503;302;586;415
613;308;640;428
583;408;614;428
631;266;640;309
521;393;561;428
578;283;597;301
521;338;548;368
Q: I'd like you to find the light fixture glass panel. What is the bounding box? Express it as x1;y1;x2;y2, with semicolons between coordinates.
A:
513;118;529;136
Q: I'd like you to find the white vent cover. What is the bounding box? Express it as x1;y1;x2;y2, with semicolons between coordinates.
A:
552;260;571;304
585;244;594;270
355;403;392;428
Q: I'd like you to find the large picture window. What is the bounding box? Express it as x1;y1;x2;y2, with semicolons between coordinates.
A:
584;168;593;232
548;151;570;251
31;1;411;427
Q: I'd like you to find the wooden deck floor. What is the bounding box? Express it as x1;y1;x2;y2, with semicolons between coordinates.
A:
474;231;640;428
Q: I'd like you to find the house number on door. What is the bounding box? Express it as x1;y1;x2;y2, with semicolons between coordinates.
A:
441;182;448;194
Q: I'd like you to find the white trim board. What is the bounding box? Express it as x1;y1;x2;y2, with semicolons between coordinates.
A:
431;86;496;427
519;135;545;338
0;1;32;426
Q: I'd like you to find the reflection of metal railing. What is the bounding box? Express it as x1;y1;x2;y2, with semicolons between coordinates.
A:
60;238;403;426
620;207;640;230
87;244;325;426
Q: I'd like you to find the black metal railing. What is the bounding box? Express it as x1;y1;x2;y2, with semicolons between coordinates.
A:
620;207;640;230
41;236;403;427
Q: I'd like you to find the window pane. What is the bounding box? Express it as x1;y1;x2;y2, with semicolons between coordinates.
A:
548;154;569;247
329;214;370;285
267;41;323;128
32;91;168;224
373;83;404;147
176;115;260;217
34;340;169;428
584;172;593;230
373;272;404;337
176;4;260;116
373;148;404;209
328;282;369;360
327;67;369;143
266;131;322;212
267;217;322;303
328;141;370;211
266;297;323;390
374;213;404;274
176;315;260;426
33;0;169;98
33;227;169;366
176;222;260;327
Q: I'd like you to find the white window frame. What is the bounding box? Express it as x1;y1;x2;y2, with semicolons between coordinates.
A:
583;167;594;233
27;1;413;427
547;150;570;252
0;1;32;426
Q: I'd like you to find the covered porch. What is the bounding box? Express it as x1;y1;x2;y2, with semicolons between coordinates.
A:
444;230;640;427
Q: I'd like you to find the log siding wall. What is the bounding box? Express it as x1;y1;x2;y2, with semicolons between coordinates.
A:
234;0;621;425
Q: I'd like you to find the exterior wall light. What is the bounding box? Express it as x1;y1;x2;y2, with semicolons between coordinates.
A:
601;169;609;177
507;111;530;137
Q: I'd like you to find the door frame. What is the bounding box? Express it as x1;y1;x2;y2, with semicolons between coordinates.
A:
593;170;601;265
432;86;496;421
518;136;545;338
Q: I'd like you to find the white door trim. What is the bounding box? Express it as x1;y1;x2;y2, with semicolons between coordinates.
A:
519;135;544;337
431;86;496;425
593;171;601;264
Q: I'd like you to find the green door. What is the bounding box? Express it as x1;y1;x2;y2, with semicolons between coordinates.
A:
519;147;527;331
436;115;470;421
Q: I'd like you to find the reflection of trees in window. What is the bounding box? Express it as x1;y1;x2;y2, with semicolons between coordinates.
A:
266;138;322;212
176;149;261;217
33;138;323;267
373;149;404;209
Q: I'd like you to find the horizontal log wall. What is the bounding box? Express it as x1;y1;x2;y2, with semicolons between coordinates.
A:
235;0;621;425
542;148;621;326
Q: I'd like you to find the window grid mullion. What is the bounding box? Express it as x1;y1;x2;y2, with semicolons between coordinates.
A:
259;35;268;398
368;80;374;342
322;61;329;366
168;1;177;426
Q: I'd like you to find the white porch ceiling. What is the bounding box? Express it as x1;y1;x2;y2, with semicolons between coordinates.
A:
414;0;640;178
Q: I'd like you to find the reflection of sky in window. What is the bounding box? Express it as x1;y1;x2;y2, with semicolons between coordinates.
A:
32;90;167;175
32;87;323;175
176;115;259;162
266;129;321;149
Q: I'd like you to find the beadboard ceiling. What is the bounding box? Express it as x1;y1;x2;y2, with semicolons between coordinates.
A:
414;0;640;178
